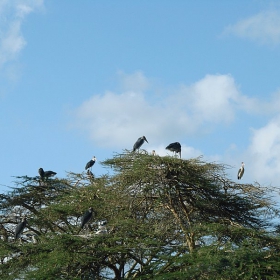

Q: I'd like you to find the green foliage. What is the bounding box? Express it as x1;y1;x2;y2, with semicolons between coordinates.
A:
0;151;280;279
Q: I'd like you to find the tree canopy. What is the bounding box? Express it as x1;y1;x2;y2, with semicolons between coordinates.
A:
0;151;280;279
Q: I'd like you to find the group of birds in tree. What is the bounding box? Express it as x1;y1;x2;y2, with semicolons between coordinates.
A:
14;136;244;241
133;136;182;158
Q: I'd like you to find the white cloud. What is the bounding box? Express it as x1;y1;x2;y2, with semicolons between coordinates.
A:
73;72;247;150
72;71;280;187
0;0;44;68
247;116;280;184
225;9;280;46
186;74;239;123
117;70;150;92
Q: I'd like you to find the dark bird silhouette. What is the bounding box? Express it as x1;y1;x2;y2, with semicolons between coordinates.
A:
80;207;94;229
237;162;245;180
166;142;181;158
86;169;94;179
15;217;27;240
38;168;57;179
85;156;96;170
133;136;148;152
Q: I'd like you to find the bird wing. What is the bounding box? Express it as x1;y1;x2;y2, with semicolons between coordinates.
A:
85;160;95;170
133;138;143;151
237;167;244;179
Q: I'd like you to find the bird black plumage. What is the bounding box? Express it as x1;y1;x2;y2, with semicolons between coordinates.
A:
166;142;181;158
237;162;245;180
80;207;94;229
15;217;27;240
38;168;57;179
85;156;96;170
133;136;148;152
86;169;94;179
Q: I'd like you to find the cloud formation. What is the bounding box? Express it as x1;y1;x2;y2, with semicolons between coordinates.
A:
73;72;247;150
72;71;280;185
248;116;280;184
225;9;280;46
0;0;44;68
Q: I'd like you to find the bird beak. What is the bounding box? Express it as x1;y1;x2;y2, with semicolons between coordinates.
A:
145;138;148;143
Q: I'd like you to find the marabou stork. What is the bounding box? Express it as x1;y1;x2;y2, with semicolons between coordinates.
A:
85;156;96;170
133;136;148;152
86;169;94;179
237;162;245;180
166;142;181;158
15;217;27;240
151;150;156;156
38;168;57;179
80;207;94;229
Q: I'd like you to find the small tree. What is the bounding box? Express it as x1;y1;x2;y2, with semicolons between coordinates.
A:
0;152;279;279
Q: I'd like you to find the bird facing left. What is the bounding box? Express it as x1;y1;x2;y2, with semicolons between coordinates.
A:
38;168;57;179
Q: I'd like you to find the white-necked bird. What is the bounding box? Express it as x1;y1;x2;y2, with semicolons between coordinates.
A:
85;156;96;170
237;162;245;180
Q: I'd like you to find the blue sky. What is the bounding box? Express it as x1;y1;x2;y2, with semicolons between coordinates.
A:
1;0;280;192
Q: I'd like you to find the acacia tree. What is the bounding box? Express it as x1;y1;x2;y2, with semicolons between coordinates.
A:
0;152;280;279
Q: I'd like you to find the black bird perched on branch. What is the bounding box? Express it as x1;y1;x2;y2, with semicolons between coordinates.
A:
237;162;245;180
85;156;96;170
15;217;27;240
80;207;94;230
133;136;148;152
86;169;94;179
38;168;57;179
166;142;181;158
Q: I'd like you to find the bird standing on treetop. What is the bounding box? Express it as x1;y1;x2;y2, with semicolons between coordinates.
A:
85;156;96;170
133;136;148;152
237;162;245;180
38;168;57;179
15;217;27;240
166;142;181;158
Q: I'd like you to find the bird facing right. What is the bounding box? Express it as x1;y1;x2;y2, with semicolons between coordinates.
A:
133;136;148;152
85;156;96;170
166;142;181;158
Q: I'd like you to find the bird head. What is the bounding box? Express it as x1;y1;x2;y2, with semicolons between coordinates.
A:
143;136;148;143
